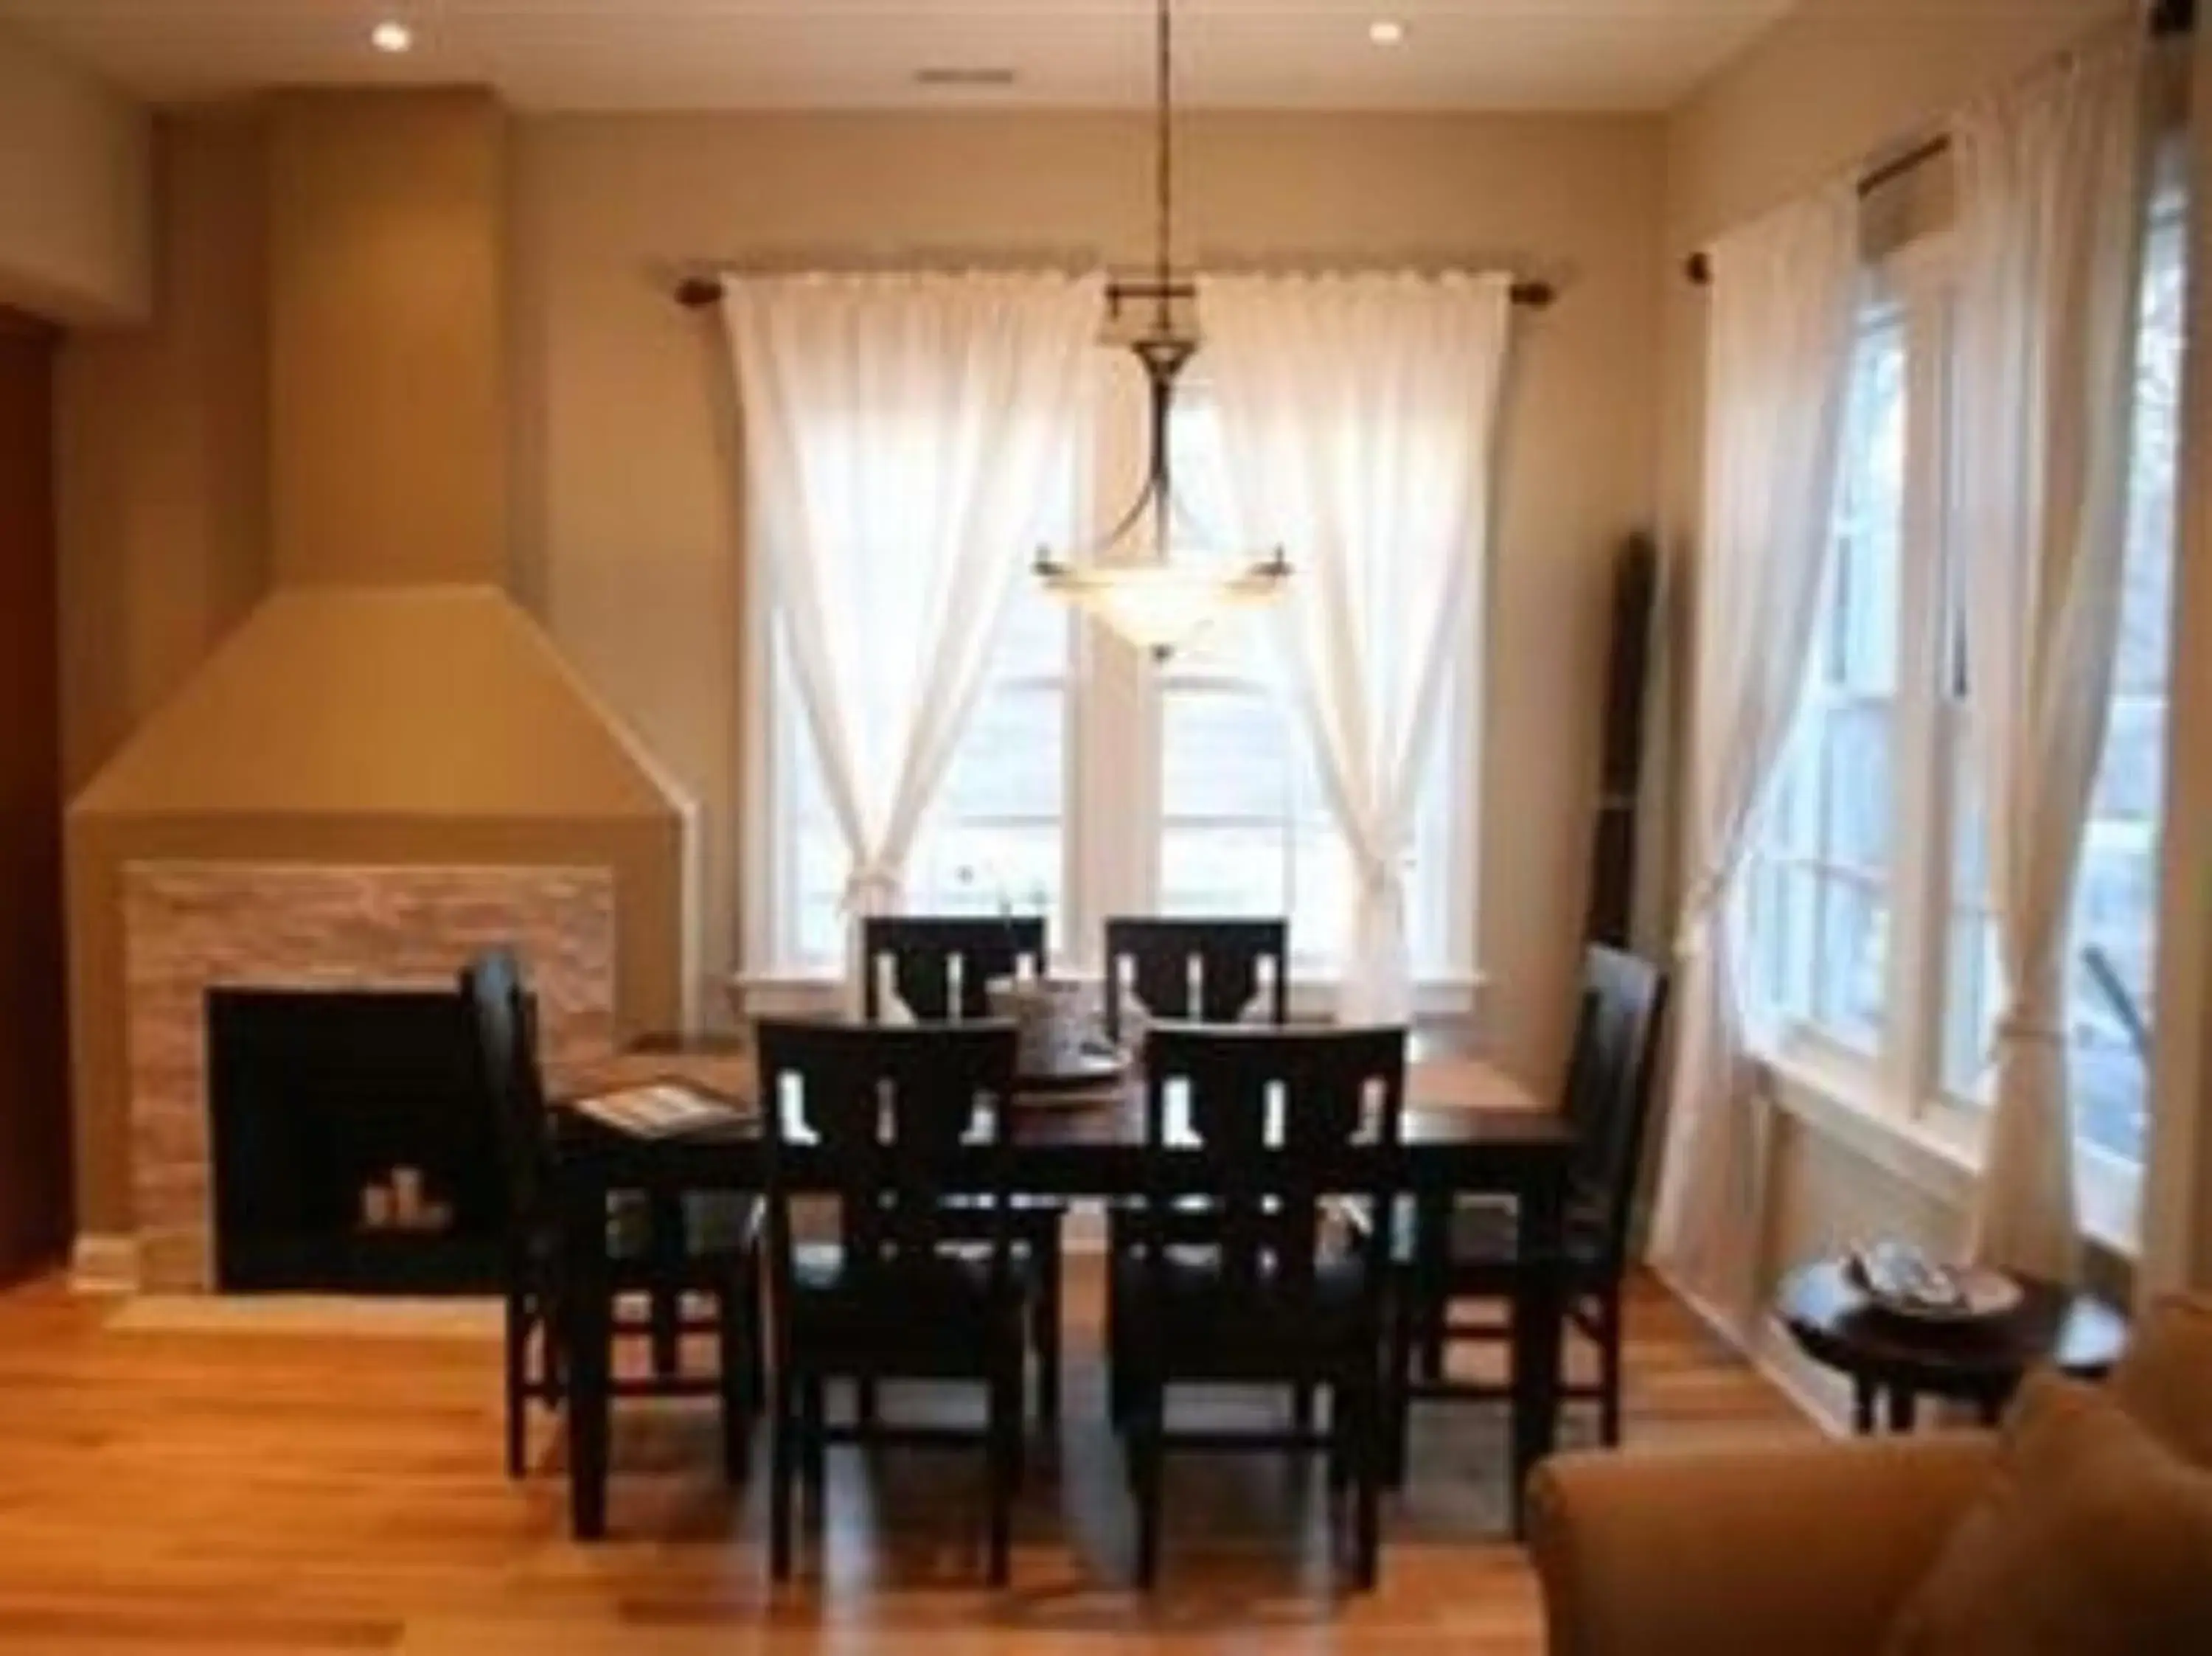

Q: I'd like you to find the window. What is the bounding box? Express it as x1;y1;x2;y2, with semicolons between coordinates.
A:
751;355;1481;992
1940;195;2186;1168
1749;307;1910;1054
1746;186;2188;1234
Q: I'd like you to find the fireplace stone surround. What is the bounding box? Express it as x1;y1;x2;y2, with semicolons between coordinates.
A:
121;861;615;1293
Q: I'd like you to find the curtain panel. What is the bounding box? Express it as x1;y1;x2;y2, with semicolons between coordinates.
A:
1647;187;1862;1332
718;271;1102;1001
1200;271;1514;1023
1952;33;2152;1281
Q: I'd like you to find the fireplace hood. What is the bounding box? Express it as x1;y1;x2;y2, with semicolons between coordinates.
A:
72;88;689;831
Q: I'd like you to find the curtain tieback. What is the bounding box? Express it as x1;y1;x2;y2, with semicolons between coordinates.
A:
1354;854;1404;900
841;864;901;916
1992;1012;2067;1048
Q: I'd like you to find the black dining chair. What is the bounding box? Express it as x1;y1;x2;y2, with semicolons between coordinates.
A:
1101;916;1290;1043
1398;944;1669;1447
461;948;764;1481
754;1018;1032;1585
860;914;1046;1022
1116;1023;1407;1590
1102;916;1292;1424
856;914;1064;1424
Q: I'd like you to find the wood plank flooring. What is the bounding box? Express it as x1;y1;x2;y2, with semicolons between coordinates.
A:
0;1263;1810;1653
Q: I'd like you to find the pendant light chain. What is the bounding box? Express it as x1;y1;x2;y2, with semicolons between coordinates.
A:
1154;0;1173;330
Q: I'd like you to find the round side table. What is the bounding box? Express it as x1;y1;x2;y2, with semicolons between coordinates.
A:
1778;1258;2128;1433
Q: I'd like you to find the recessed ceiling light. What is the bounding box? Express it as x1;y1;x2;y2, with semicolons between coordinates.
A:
1368;18;1407;47
371;19;413;55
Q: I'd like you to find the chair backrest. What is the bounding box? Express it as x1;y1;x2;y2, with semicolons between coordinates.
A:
1558;945;1670;1275
1138;1023;1405;1307
753;1019;1020;1292
459;947;547;1238
1102;916;1290;1042
860;915;1048;1022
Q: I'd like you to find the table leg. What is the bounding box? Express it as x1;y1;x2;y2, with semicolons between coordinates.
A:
1852;1379;1879;1436
1885;1387;1919;1434
1509;1166;1568;1536
563;1179;615;1541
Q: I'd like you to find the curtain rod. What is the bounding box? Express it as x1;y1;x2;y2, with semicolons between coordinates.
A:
674;271;1557;311
1683;0;2193;287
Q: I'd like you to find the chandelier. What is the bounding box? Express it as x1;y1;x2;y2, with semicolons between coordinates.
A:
1034;0;1289;660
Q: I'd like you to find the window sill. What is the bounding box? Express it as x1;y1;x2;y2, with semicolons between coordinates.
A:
1751;1040;2141;1261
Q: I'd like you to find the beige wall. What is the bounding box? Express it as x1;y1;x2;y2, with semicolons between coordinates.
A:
268;91;508;589
55;100;1664;1205
57;113;268;793
0;21;150;323
515;109;1666;1086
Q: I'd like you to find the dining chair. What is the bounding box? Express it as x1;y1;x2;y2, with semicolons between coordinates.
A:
1101;916;1290;1043
1116;1023;1407;1590
860;914;1047;1022
1101;916;1292;1425
754;1018;1032;1585
856;914;1064;1424
1398;944;1669;1447
461;948;763;1481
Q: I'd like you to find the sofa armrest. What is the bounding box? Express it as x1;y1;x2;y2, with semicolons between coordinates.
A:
1528;1434;1996;1656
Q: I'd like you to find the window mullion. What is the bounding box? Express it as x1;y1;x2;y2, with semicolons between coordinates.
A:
1886;280;1958;1113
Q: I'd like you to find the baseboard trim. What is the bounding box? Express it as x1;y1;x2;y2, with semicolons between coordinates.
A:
1651;1262;1850;1437
69;1233;141;1295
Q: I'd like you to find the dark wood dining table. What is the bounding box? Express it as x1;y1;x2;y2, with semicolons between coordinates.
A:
547;1035;1576;1542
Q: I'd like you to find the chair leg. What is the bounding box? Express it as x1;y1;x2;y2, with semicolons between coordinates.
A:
768;1370;797;1583
1351;1381;1382;1592
1033;1221;1062;1425
987;1343;1020;1587
1292;1381;1317;1435
503;1290;529;1480
1597;1290;1624;1449
855;1376;879;1428
801;1377;828;1499
715;1279;751;1483
1131;1387;1164;1589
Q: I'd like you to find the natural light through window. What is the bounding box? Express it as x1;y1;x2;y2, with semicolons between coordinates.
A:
755;358;1477;990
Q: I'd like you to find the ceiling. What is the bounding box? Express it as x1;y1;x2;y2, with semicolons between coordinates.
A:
0;1;1798;112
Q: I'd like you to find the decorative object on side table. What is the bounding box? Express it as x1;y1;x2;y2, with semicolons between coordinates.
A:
1780;1253;2128;1433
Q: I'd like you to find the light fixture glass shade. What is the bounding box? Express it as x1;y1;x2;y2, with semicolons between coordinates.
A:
1037;553;1289;659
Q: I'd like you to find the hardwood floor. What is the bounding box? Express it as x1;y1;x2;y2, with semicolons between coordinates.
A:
0;1262;1809;1652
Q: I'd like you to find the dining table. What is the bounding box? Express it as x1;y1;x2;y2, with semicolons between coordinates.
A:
547;1033;1577;1542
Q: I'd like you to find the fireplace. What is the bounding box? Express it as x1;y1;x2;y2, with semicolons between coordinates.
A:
207;988;504;1294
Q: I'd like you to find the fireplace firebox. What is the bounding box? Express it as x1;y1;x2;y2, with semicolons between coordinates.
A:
207;988;504;1294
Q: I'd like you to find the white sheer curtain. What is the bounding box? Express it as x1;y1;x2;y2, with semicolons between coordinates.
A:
719;272;1102;998
1952;35;2151;1282
1200;273;1513;1022
1647;187;1861;1330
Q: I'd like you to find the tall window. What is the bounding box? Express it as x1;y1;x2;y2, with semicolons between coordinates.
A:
1750;308;1909;1053
755;358;1479;989
1745;189;2187;1234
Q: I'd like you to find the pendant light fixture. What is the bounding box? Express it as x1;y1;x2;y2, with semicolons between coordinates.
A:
1034;0;1288;660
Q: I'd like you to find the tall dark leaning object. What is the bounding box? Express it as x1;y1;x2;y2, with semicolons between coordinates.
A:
1585;532;1656;948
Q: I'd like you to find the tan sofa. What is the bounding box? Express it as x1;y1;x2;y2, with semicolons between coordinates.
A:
1526;1294;2212;1656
